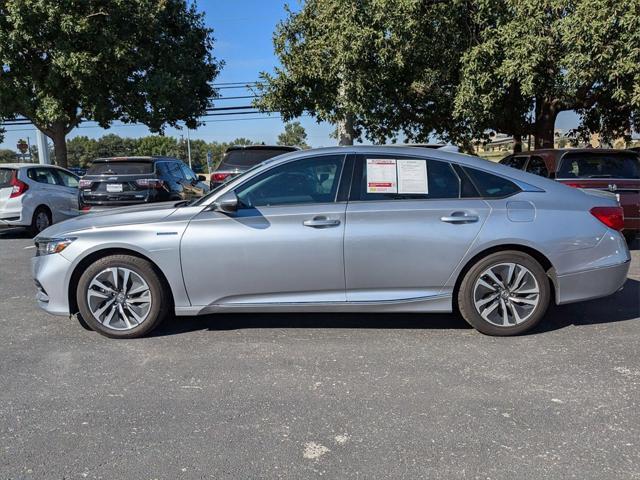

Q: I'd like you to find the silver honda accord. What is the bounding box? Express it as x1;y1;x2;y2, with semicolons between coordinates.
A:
32;146;631;338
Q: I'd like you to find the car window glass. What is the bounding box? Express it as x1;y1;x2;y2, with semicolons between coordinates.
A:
235;155;344;208
502;155;528;170
55;170;79;188
526;156;549;177
0;168;15;188
180;163;197;181
169;162;186;180
354;156;460;201
86;161;153;175
27;168;58;185
558;153;640;179
462;167;521;198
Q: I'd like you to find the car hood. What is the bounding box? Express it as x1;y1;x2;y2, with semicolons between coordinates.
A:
38;201;181;238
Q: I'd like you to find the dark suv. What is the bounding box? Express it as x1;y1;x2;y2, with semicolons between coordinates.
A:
79;156;209;210
210;145;299;189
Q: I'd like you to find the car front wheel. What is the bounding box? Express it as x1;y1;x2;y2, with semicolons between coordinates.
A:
457;251;551;336
76;254;168;338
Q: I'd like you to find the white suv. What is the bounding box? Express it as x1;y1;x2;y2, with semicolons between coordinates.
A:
0;163;80;234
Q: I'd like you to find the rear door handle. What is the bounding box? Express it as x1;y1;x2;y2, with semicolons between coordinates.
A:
303;216;341;228
440;212;479;223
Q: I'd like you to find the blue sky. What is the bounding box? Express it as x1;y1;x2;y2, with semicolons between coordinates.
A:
0;0;580;151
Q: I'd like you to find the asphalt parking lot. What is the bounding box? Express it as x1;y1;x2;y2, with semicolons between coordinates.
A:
0;228;639;479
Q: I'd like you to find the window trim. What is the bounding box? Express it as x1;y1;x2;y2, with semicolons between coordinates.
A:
232;153;348;209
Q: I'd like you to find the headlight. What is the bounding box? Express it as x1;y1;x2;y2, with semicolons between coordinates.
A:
34;237;76;256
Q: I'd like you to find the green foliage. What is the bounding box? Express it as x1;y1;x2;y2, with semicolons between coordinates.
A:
259;0;640;149
277;121;309;148
0;0;222;167
0;149;17;163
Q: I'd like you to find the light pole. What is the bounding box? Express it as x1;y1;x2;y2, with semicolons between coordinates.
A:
186;127;192;169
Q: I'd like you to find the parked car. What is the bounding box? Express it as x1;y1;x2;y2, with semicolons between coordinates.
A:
210;145;299;189
500;149;639;242
0;163;80;234
79;156;209;211
67;167;87;177
32;146;630;339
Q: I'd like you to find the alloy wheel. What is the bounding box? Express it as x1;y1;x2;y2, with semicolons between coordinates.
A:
86;267;152;331
472;262;540;327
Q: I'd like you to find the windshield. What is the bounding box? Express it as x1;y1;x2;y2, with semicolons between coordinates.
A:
219;149;294;169
558;153;640;179
86;161;154;176
189;162;267;207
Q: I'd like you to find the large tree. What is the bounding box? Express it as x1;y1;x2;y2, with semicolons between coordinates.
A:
0;0;221;167
256;0;478;145
455;0;640;148
277;121;309;148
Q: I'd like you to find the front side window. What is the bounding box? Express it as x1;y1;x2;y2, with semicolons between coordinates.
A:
352;156;460;201
168;162;186;180
55;170;79;188
235;155;344;208
180;163;197;181
502;155;528;170
461;167;521;198
526;156;549;177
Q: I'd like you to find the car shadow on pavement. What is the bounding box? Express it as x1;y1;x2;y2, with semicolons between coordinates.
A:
0;228;33;239
153;278;639;337
152;311;471;337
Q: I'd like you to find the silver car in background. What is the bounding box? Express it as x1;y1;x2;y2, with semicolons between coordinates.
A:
32;146;630;338
0;163;80;234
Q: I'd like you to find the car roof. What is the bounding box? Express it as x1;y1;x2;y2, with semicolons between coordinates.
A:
91;156;181;163
225;145;299;152
0;163;66;169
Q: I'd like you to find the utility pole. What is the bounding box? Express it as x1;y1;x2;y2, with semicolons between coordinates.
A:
186;127;192;169
35;129;51;165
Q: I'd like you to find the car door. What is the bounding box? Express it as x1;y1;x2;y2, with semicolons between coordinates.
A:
52;168;80;219
26;167;69;222
344;155;490;302
180;154;348;307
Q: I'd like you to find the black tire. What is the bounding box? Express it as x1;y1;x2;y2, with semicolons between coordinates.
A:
30;206;52;235
76;254;168;339
75;313;94;331
457;251;550;336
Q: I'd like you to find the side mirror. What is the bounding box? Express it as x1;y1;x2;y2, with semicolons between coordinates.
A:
197;175;206;182
210;191;238;215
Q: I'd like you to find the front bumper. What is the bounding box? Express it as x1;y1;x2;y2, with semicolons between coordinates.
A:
31;252;73;316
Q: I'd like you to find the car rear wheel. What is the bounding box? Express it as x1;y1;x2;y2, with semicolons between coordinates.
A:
76;254;167;338
30;206;51;235
457;251;550;336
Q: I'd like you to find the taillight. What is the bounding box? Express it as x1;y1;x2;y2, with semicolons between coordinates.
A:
9;171;28;198
212;172;232;183
80;205;91;212
136;179;166;190
78;179;92;188
590;206;624;231
563;182;582;188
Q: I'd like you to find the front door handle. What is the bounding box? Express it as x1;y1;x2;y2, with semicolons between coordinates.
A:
440;212;479;224
303;216;341;228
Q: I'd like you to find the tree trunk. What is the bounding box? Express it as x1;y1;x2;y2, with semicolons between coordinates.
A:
534;99;557;149
50;124;68;168
338;113;356;146
513;134;522;153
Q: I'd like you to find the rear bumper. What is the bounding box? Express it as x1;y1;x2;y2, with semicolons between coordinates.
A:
556;260;630;305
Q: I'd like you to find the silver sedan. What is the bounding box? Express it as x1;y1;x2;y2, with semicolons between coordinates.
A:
32;146;631;338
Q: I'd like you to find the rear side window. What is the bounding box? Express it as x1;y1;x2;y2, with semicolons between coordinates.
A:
353;156;460;201
461;167;521;198
502;155;528;170
220;149;294;169
558;153;640;179
526;156;549;177
86;161;154;175
0;168;15;188
27;168;58;185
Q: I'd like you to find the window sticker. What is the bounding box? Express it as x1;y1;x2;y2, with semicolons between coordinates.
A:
397;159;428;194
366;158;397;193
